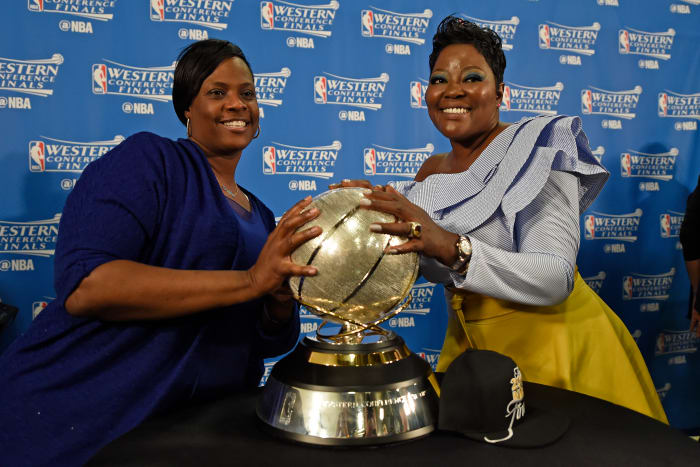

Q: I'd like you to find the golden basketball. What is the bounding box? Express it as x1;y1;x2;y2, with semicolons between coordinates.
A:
289;188;419;326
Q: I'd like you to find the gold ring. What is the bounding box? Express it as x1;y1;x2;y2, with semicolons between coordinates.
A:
408;221;422;239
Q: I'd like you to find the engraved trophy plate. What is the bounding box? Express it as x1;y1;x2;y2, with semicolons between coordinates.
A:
257;189;439;446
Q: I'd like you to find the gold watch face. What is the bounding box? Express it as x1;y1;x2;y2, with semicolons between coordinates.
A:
458;236;472;257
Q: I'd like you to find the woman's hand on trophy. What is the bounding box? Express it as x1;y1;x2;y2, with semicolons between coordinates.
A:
248;196;322;297
359;186;460;267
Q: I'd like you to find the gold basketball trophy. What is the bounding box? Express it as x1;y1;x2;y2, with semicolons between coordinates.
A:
257;188;439;446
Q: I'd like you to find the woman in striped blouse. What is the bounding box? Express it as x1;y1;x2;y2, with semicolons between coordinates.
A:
332;16;667;423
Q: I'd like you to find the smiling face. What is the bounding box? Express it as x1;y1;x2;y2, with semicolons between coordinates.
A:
184;56;259;158
426;43;503;144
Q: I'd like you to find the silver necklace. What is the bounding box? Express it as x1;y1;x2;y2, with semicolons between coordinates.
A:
220;181;249;203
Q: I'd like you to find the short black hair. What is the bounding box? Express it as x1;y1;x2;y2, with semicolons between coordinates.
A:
428;16;506;85
172;39;253;125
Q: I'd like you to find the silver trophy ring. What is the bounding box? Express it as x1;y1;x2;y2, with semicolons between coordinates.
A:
408;222;422;239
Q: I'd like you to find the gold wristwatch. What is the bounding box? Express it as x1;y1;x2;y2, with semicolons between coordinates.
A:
451;235;472;275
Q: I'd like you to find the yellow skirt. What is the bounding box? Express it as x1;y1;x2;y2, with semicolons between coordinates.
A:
437;272;668;424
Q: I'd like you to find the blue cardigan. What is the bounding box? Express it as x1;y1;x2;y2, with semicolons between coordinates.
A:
0;132;299;466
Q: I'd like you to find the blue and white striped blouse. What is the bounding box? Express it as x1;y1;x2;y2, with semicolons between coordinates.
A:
391;115;609;306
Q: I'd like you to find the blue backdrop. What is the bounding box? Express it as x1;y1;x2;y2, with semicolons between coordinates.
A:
1;0;699;431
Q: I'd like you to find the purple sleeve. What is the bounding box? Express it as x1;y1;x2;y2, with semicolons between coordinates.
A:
53;133;165;306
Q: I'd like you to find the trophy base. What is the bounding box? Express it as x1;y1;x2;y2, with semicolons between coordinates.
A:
256;333;439;446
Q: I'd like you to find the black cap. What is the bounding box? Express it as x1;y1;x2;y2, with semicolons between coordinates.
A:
438;349;570;448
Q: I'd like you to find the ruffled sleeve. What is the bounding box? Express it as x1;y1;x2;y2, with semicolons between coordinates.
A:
501;115;608;220
403;115;608;238
395;115;610;305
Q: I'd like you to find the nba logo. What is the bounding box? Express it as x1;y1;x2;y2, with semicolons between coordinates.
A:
92;64;107;94
361;10;374;37
620;153;632;177
28;0;44;12
261;2;274;29
584;215;595;239
538;24;550;49
660;214;671;238
263;146;276;174
410;81;423;108
500;85;511;110
619;30;630;54
314;76;327;104
29;141;45;172
658;93;668;116
622;276;634;300
364;148;376;175
581;90;593;114
150;0;164;21
32;301;48;319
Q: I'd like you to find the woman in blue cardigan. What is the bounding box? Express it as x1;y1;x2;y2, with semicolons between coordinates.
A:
0;39;321;466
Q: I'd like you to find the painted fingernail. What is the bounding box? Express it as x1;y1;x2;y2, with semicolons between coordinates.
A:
369;224;381;232
359;198;371;206
342;179;350;183
374;185;383;190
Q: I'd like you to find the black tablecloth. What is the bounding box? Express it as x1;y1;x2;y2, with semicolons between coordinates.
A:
89;382;697;466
